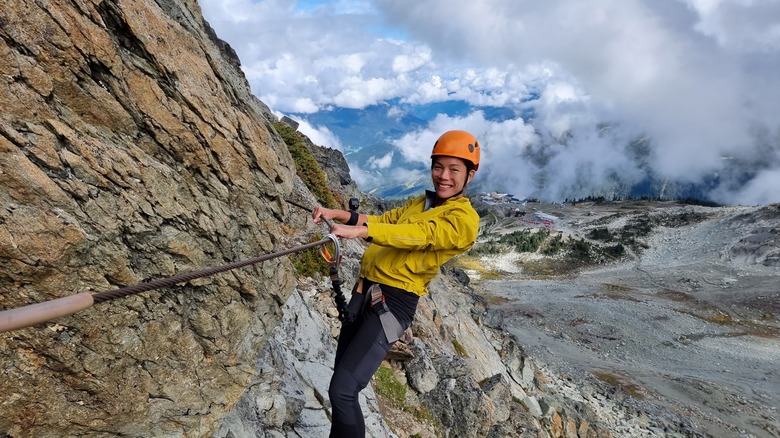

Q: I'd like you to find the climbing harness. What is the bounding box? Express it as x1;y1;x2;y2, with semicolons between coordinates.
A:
368;284;405;343
0;225;340;334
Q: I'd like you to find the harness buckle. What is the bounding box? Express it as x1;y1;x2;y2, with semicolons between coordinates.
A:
369;284;389;315
366;283;406;344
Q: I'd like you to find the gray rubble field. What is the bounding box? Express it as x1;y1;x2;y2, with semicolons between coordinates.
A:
477;201;780;438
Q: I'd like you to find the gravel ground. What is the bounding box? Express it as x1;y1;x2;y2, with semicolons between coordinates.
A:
475;202;780;438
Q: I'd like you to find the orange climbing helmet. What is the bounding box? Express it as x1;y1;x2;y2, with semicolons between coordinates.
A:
431;130;480;171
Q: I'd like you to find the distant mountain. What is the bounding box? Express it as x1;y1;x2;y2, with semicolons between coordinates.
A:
291;99;518;198
293;99;735;203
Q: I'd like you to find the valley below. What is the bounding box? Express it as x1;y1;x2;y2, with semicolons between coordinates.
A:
467;200;780;438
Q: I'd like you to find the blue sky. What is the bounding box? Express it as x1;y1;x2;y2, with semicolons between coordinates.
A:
199;0;780;204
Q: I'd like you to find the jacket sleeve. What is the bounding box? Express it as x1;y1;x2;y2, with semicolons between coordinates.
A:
365;208;478;251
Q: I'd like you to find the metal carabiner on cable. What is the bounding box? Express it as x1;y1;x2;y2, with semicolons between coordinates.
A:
320;233;352;323
319;233;342;268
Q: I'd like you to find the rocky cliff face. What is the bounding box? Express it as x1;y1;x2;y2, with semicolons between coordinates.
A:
0;0;300;436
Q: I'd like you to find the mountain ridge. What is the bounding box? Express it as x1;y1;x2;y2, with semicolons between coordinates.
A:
291;101;759;203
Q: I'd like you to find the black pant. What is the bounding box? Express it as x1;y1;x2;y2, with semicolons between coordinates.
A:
328;281;417;438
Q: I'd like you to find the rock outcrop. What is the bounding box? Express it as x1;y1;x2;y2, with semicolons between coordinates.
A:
0;0;300;435
216;250;658;437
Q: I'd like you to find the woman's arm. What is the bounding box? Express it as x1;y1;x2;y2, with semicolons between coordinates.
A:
329;223;368;239
311;206;368;227
310;206;369;239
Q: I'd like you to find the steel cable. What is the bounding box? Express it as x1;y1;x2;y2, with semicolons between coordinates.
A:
92;237;332;303
1;215;340;333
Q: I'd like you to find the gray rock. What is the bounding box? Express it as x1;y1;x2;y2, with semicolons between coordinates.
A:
522;396;544;418
480;374;512;422
422;375;494;438
431;353;471;379
406;339;440;393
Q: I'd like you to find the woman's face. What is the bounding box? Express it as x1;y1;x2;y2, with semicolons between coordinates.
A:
431;156;474;199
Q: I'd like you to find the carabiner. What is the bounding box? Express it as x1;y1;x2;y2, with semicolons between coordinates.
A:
319;233;342;267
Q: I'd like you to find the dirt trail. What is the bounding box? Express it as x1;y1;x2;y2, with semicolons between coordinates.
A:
476;202;780;438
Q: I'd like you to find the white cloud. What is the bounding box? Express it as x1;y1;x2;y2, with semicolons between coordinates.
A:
290;97;320;114
392;111;538;174
714;167;780;205
535;80;595;140
405;79;449;104
346;160;375;188
390;110;647;201
333;77;402;108
201;0;780;204
685;0;780;52
295;117;345;151
368;151;394;169
392;45;432;73
374;0;780;202
386;105;406;120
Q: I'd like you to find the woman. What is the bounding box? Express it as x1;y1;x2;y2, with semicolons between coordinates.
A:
312;130;482;437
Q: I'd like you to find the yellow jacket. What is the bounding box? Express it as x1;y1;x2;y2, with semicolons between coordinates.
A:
361;191;479;296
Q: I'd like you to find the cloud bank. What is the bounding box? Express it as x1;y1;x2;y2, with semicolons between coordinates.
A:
201;0;780;204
